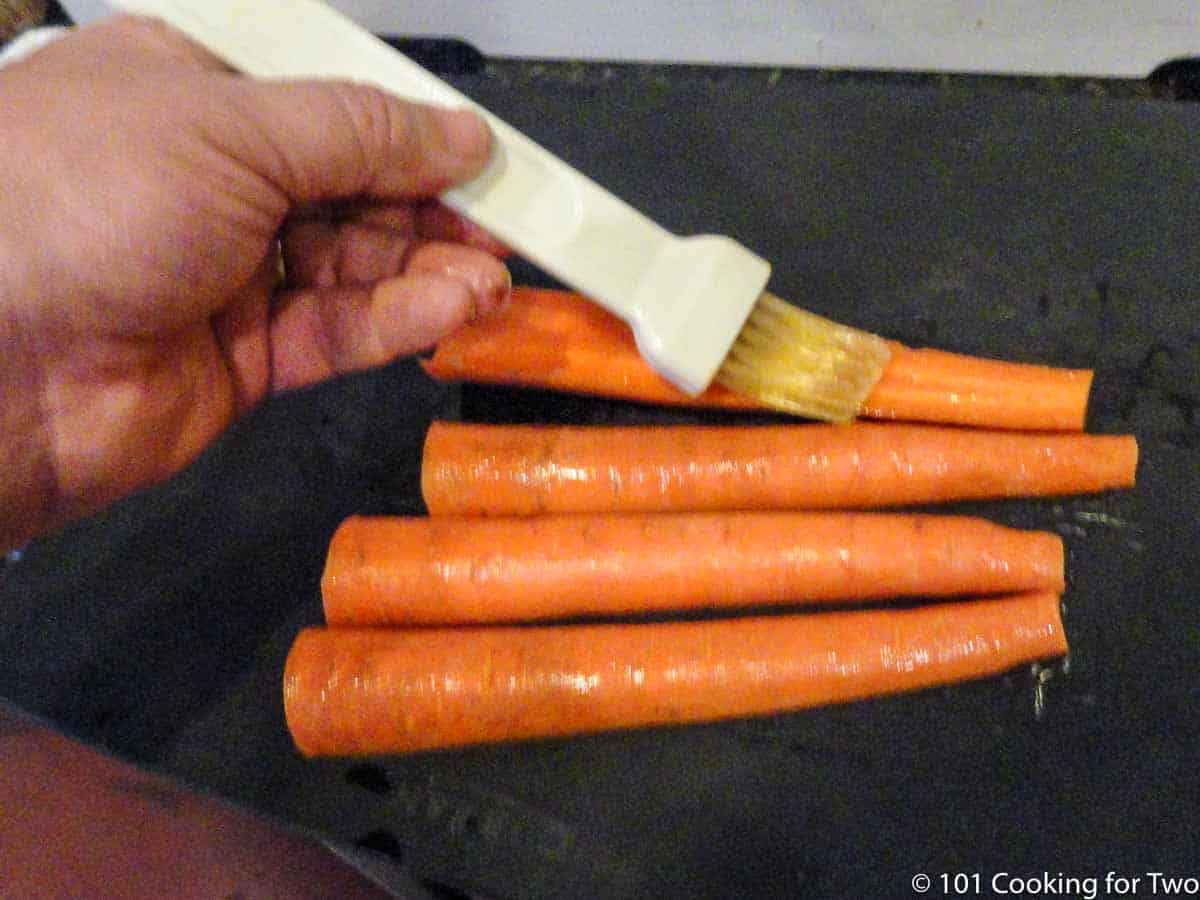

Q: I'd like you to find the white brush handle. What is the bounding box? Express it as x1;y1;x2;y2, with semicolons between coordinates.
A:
111;0;771;394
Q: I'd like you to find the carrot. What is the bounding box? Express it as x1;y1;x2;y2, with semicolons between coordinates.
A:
422;420;1137;517
285;591;1067;755
421;287;1094;430
861;344;1093;431
321;512;1063;626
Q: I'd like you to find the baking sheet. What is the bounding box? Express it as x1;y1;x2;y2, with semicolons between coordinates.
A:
2;63;1198;899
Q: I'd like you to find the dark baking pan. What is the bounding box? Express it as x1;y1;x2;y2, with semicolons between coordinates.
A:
2;58;1198;899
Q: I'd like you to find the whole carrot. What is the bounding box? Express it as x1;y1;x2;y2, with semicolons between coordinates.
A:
421;287;1093;430
321;512;1064;626
285;591;1067;756
422;420;1138;517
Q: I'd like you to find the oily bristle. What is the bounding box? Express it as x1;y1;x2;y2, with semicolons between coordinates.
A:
716;293;892;422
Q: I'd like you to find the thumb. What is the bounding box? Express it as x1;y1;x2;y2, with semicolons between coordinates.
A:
223;79;492;204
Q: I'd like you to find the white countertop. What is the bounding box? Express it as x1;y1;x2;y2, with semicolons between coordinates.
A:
56;0;1200;78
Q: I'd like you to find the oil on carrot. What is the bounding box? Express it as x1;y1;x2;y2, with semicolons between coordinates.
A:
421;420;1137;517
285;591;1067;756
321;512;1064;626
421;288;1093;430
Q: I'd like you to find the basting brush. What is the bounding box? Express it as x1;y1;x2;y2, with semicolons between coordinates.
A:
114;0;892;421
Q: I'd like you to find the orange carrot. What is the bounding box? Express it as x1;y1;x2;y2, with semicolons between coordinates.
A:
422;287;1094;430
423;420;1137;517
321;512;1063;626
285;591;1067;755
861;344;1093;431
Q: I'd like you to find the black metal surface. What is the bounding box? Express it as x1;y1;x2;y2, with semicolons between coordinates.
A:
2;63;1199;899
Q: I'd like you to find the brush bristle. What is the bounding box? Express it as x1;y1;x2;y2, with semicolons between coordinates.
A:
716;292;891;422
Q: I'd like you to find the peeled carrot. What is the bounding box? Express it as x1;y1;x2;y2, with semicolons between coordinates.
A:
421;287;1094;430
285;591;1067;755
422;420;1137;517
321;512;1063;626
860;344;1093;431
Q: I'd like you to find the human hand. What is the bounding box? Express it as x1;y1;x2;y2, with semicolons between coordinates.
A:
0;16;510;549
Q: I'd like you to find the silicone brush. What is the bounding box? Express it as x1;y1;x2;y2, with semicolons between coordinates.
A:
112;0;891;420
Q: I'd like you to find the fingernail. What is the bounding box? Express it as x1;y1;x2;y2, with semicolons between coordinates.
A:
488;266;513;313
468;265;512;319
437;108;491;166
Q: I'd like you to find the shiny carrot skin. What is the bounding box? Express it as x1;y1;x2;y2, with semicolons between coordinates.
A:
285;591;1067;756
421;287;1094;430
321;512;1064;626
861;344;1093;432
422;420;1137;517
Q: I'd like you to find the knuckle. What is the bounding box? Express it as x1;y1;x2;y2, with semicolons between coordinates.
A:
107;14;224;67
332;84;423;190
